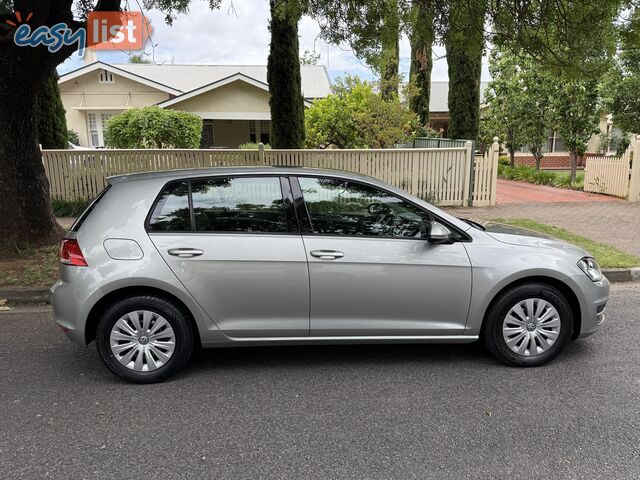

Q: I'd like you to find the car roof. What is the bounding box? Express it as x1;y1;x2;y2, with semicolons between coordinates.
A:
107;166;381;185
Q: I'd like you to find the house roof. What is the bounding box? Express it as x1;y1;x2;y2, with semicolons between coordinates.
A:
156;72;313;109
58;62;183;95
429;81;491;112
114;63;332;99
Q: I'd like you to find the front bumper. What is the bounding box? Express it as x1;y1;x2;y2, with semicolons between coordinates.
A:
570;274;610;338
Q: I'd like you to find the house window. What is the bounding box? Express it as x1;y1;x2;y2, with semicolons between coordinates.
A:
249;120;272;145
249;121;256;143
260;120;271;145
98;70;115;84
86;112;118;147
520;130;566;154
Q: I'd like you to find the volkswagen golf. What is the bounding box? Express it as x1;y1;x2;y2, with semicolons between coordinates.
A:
51;167;609;383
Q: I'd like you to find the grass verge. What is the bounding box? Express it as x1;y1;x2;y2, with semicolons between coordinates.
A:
0;244;59;288
490;218;640;269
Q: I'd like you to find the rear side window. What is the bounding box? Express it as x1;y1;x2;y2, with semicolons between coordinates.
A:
191;177;287;233
70;185;111;232
148;181;191;231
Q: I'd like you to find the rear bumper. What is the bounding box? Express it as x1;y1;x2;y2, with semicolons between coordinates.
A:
570;274;610;339
50;266;101;346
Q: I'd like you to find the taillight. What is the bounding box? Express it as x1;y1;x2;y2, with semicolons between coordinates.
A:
59;239;88;266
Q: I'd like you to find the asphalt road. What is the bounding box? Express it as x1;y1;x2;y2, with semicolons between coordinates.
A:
1;284;639;480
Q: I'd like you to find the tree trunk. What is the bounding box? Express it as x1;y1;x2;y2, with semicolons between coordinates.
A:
267;0;305;148
0;50;63;252
380;0;400;101
445;0;485;140
409;0;434;124
570;152;578;182
509;147;516;167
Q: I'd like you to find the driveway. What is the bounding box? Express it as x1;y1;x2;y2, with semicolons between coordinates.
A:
1;284;639;479
450;199;640;258
496;179;621;204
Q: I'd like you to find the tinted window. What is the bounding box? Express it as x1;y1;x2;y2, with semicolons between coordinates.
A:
148;182;191;231
191;177;288;233
298;177;427;238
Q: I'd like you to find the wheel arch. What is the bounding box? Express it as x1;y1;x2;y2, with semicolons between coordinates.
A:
480;276;583;340
85;286;202;346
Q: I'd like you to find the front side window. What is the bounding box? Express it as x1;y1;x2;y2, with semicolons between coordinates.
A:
148;182;191;231
191;177;287;233
298;177;428;238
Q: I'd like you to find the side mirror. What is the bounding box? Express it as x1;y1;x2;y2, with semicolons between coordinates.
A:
427;221;453;244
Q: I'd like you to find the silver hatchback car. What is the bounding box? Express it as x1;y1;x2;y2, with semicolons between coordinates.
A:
51;167;609;383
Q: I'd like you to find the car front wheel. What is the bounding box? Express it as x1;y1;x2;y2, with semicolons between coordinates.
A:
483;283;573;367
96;296;194;383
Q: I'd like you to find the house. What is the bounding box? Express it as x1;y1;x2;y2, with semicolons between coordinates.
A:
427;81;491;134
58;61;332;148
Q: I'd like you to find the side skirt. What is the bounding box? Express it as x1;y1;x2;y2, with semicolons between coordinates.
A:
202;335;479;348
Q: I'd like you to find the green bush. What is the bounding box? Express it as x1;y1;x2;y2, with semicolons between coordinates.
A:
498;165;584;190
52;199;89;217
498;156;511;167
104;106;203;149
67;130;80;146
239;142;272;150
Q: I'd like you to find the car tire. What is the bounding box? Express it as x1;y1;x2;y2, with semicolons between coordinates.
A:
483;283;573;367
96;295;194;383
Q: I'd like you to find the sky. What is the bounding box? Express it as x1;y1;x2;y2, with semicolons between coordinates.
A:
59;0;491;83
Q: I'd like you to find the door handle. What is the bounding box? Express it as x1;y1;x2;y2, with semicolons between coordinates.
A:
310;250;344;260
167;248;204;258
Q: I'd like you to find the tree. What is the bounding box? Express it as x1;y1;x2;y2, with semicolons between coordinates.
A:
300;49;321;65
36;72;68;149
309;0;404;99
601;7;640;134
104;107;203;148
407;0;434;124
129;53;151;64
268;0;306;148
548;79;600;182
444;0;486;141
305;76;420;148
0;0;223;250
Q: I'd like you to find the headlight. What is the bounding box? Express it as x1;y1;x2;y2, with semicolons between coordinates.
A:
578;257;602;282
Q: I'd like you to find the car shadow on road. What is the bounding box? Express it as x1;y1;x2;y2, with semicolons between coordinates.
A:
187;341;496;373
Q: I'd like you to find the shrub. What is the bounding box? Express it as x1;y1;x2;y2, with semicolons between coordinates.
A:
239;142;272;150
104;106;203;149
305;76;421;149
497;165;584;191
52;199;89;217
67;130;80;146
498;156;511;167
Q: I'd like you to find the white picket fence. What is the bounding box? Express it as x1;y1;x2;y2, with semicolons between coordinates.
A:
584;136;640;201
42;139;501;207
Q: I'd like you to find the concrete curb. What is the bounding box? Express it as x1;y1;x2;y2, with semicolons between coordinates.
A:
1;269;639;306
0;287;50;305
603;268;640;283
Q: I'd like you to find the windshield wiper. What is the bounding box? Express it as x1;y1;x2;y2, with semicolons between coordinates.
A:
459;218;486;231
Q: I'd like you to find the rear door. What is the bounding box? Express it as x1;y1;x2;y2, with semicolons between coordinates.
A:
293;175;472;336
148;175;310;338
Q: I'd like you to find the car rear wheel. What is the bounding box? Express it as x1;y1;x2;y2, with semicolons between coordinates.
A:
483;283;573;367
96;296;194;383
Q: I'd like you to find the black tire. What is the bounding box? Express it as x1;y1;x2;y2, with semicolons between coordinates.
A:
483;283;573;367
96;295;194;383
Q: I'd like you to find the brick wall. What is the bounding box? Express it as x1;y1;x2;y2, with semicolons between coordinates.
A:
514;154;586;169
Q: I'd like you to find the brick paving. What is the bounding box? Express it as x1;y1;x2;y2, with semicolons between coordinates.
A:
496;179;620;204
448;201;640;258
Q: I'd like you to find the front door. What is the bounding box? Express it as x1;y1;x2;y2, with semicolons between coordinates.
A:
148;175;309;338
294;176;472;336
